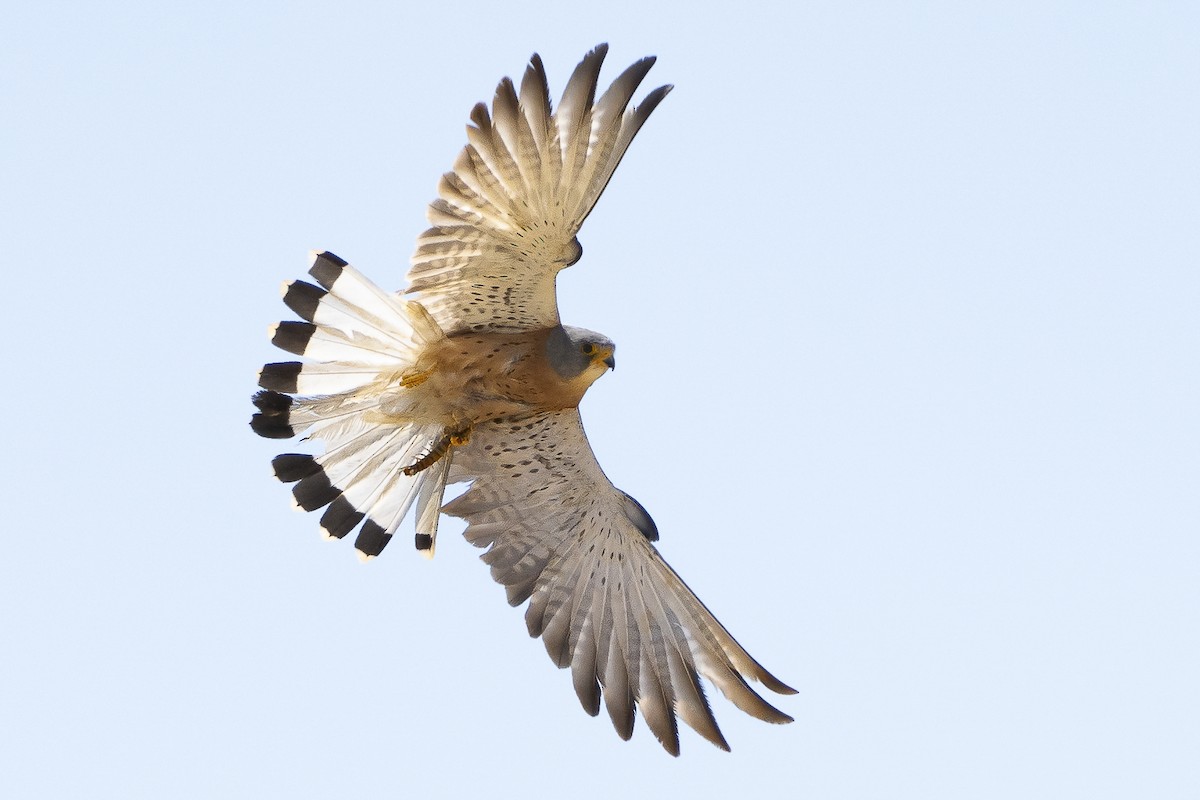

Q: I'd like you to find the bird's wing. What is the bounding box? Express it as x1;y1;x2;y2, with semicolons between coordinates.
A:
443;409;796;755
406;44;671;334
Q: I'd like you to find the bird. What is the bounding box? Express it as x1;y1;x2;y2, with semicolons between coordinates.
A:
251;44;795;755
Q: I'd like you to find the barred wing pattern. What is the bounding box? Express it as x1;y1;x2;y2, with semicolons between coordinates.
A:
444;410;796;755
407;44;672;334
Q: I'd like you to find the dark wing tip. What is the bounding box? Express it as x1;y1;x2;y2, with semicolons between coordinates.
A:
469;101;491;128
758;668;799;697
637;84;674;117
574;679;601;718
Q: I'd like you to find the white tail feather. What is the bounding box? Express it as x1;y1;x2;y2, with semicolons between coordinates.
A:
262;252;456;558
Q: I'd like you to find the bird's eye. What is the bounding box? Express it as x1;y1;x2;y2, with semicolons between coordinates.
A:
581;343;595;355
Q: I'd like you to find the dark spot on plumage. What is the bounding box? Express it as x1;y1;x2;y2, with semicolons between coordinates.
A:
320;496;363;539
271;453;320;483
355;519;391;557
291;471;340;512
282;280;326;322
414;533;433;551
308;251;347;290
258;361;302;393
271;321;316;356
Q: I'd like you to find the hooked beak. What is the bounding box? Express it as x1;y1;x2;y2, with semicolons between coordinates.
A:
603;353;616;370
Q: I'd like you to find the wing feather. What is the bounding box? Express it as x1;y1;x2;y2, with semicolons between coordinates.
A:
444;410;795;753
407;45;672;334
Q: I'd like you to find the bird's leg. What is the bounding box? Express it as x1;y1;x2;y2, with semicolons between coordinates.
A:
402;421;473;476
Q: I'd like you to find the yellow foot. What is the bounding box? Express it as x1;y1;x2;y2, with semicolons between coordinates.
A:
399;368;433;389
402;422;473;477
450;425;472;447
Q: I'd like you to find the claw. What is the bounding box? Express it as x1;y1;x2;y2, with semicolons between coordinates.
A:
402;422;473;476
399;368;433;388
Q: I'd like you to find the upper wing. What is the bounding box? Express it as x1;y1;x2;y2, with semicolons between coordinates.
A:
406;44;672;334
443;409;796;755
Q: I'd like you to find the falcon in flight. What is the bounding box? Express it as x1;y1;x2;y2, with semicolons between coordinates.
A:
251;44;795;754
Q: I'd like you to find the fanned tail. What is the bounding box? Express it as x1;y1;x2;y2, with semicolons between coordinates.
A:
251;250;453;559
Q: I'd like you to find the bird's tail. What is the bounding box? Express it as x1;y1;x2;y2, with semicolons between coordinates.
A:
251;250;452;559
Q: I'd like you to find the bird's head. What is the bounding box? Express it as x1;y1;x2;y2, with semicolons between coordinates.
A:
548;325;616;384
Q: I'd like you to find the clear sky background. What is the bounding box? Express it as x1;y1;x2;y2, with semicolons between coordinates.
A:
2;2;1197;798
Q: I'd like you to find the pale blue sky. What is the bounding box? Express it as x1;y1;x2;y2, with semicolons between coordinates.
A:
2;2;1197;797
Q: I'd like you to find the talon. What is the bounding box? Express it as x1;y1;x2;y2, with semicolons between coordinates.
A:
401;422;473;476
399;368;433;388
450;424;473;447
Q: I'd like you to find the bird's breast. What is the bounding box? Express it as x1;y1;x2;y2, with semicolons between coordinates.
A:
426;329;587;420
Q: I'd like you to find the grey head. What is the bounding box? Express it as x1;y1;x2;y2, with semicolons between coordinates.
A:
546;325;616;379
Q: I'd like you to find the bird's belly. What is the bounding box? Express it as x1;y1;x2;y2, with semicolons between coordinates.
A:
374;332;573;425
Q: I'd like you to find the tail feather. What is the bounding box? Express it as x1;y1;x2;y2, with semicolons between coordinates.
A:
414;457;452;558
282;278;419;352
252;250;454;560
319;496;364;540
258;361;379;395
251;391;295;439
308;251;442;347
268;320;407;366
